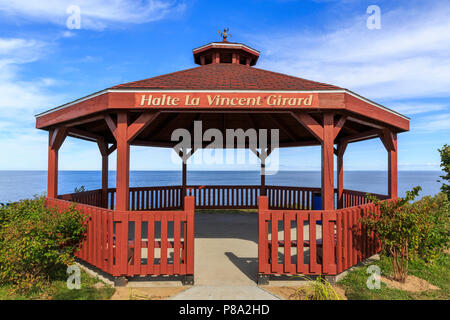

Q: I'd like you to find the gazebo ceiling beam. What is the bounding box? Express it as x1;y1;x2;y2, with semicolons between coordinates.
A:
380;128;396;152
126;111;160;143
333;116;347;140
265;114;297;142
144;113;180;139
67;127;108;143
64;114;105;127
290;112;324;142
96;139;116;156
340;128;382;144
104;114;118;140
104;111;161;143
50;127;67;150
347;116;385;130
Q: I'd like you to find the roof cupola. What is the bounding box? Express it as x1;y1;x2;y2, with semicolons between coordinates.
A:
193;29;260;66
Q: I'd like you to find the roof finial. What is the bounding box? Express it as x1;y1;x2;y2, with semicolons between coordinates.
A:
218;28;231;42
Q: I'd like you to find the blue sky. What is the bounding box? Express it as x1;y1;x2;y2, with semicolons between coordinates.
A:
0;0;448;171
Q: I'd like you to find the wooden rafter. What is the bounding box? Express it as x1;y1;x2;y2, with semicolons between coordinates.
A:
290;112;324;142
104;114;117;140
266;114;297;142
127;112;160;143
68;127;106;143
333;116;347;140
340;129;382;144
49;127;67;150
380;128;396;152
65;114;105;127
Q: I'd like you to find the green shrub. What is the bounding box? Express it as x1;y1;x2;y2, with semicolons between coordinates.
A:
412;193;450;264
438;144;450;198
362;187;422;283
0;197;87;294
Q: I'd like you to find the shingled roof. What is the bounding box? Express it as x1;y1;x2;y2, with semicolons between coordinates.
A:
111;63;342;91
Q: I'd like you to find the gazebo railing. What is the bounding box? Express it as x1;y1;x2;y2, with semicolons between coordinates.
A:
258;196;382;276
45;196;195;278
186;185;261;209
59;189;103;207
60;185;389;211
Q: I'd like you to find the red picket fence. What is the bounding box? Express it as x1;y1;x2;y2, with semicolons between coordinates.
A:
258;196;381;276
112;197;195;277
44;196;195;278
45;197;115;274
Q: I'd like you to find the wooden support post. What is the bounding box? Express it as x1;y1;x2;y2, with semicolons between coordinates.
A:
48;137;58;199
260;160;266;196
322;114;335;210
97;140;114;208
182;161;187;197
101;152;108;208
336;142;348;209
380;129;398;199
388;133;398;199
47;128;67;199
116;112;130;211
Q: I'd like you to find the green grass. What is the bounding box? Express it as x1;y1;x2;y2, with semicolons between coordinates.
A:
0;270;115;300
337;253;450;300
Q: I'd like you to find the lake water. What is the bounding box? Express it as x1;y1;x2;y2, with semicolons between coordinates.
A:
0;170;444;203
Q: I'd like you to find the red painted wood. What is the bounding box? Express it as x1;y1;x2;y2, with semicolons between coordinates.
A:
174;214;181;274
116;112;130;211
271;212;282;273
258;196;269;274
185;196;195;275
160;214;168;274
147;215;155;274
322;113;335;210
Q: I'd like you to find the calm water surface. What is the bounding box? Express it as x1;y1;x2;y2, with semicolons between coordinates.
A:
0;170;443;203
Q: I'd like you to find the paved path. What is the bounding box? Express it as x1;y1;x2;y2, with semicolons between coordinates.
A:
125;211;319;299
194;212;260;286
169;285;280;300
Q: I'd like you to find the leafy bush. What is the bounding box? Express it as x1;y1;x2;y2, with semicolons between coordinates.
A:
438;144;450;197
0;197;87;294
413;193;450;264
363;187;450;282
362;187;422;283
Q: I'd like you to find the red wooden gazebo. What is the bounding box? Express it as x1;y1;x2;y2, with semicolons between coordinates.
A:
36;36;409;284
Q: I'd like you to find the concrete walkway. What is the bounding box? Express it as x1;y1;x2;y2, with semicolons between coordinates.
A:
194;211;260;286
170;285;280;300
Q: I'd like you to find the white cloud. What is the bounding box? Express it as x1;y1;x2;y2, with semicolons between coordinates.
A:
414;113;450;132
390;102;448;115
0;38;63;118
0;37;66;170
254;3;450;100
0;0;185;30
